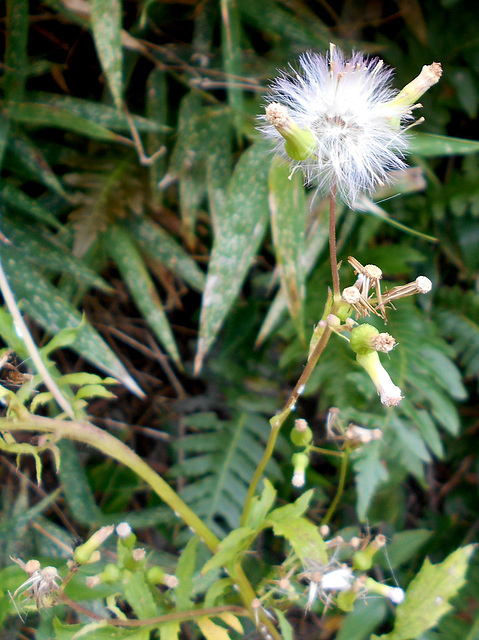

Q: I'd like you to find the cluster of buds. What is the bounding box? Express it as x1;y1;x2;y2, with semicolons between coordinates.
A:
74;523;178;591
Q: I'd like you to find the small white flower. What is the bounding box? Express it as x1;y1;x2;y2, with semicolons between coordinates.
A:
261;44;441;206
385;586;406;604
116;522;132;538
320;567;354;591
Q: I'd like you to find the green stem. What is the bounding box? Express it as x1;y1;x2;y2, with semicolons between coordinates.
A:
321;448;350;526
329;183;341;301
1;415;220;553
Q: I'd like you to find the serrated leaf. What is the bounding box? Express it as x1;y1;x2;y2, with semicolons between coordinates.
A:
122;571;158;619
410;132;479;157
267;516;328;565
244;478;277;529
76;384;116;400
124;216;205;292
376;545;476;640
90;0;123;110
2;244;144;396
268;488;314;522
194;142;270;373
174;536;199;611
352;440;389;522
105;224;181;367
197;617;232;640
269;156;306;341
202;527;256;574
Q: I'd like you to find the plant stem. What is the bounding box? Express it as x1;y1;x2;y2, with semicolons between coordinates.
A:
321;448;350;526
1;415;220;553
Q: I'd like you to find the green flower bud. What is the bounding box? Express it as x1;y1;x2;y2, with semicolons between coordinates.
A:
350;323;379;356
265;103;316;161
74;525;114;564
292;452;310;488
290;419;313;446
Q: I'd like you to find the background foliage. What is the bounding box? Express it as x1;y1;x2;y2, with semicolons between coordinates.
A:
1;0;479;638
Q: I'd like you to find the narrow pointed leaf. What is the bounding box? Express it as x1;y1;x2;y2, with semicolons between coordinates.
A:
125;216;205;292
194;142;270;373
220;0;244;132
410;132;479;157
269;156;306;342
1;244;144;396
90;0;123;110
5;0;28;102
105;224;181;367
0;180;63;229
146;68;168;208
9;130;66;195
197;617;232;640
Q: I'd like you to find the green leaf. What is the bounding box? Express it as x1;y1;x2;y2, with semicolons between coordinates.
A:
174;536;199;611
125;216;205;292
146;68;168;208
375;545;476;640
378;529;433;570
5;0;29;102
105;224;181;367
355;196;437;242
9;129;66;195
245;478;277;529
196;617;232;640
6;101;127;143
90;0;123;110
336;597;388;640
220;0;244;132
268;156;306;342
194;142;271;373
58;441;103;525
159;622;181;640
274;608;294;640
267;516;328;565
202;527;257;574
410;132;479;157
122;571;158;619
352;440;389;522
0;180;63;229
268;489;315;522
2;244;144;396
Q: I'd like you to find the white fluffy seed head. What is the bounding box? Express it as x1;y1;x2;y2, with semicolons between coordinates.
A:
261;46;415;205
416;275;432;293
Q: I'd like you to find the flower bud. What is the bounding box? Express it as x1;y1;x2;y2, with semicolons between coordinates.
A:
292;452;309;487
265;103;316;161
74;525;114;564
365;577;405;604
353;535;386;571
350;324;380;356
356;350;403;407
290;419;313;446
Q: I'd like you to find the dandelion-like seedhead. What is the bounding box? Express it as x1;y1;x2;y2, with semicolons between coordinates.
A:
261;44;442;206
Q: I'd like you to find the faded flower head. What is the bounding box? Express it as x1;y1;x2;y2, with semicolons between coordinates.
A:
262;44;442;206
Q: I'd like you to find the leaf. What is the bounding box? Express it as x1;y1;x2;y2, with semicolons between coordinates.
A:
6;102;127;143
220;0;244;132
159;622;181;640
375;545;476;640
267;516;328;565
410;132;479;157
267;489;315;522
336;597;388;640
202;527;257;574
217;613;243;635
273;608;294;640
57;441;103;525
196;617;232;640
378;529;433;570
122;571;158;619
172;412;282;537
9;129;66;195
124;216;205;292
105;224;181;367
194;142;271;373
146;68;168;208
244;478;277;529
90;0;123;110
174;536;199;611
2;244;144;396
0;180;63;229
5;0;28;102
269;156;306;341
352;440;389;522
